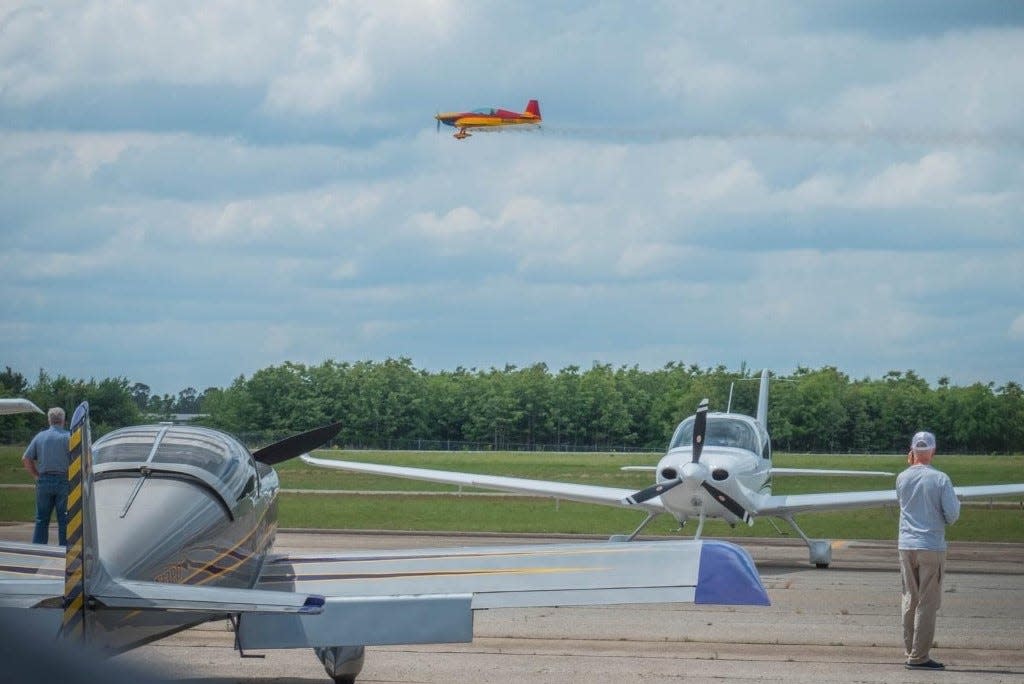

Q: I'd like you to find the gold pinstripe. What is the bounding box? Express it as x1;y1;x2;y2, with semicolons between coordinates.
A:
294;565;604;583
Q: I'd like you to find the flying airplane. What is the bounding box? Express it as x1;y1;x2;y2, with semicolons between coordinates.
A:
435;99;541;139
0;401;768;684
304;370;1024;569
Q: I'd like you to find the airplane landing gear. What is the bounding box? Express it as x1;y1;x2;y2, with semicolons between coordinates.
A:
315;645;365;683
781;515;833;568
609;511;659;542
453;129;471;139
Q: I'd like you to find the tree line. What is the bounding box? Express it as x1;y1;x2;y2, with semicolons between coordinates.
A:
2;361;1022;453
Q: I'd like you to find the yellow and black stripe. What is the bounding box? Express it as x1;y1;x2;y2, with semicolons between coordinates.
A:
61;401;91;640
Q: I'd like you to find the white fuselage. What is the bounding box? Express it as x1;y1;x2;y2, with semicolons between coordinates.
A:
652;413;771;526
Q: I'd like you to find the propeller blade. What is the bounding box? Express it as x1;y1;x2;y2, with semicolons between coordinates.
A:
692;398;709;463
700;481;752;525
252;421;343;466
436;113;441;133
623;477;683;505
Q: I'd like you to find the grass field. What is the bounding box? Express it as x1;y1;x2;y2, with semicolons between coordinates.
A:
2;446;1021;542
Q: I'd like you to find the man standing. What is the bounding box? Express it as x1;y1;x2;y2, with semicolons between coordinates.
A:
896;430;960;670
22;407;71;545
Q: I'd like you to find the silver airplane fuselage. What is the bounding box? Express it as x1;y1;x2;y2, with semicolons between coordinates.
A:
88;424;278;650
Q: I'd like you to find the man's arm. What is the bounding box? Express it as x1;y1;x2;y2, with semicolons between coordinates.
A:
941;476;961;524
22;457;39;480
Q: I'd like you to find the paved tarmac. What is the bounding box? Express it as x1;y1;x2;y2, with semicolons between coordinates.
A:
4;524;1023;683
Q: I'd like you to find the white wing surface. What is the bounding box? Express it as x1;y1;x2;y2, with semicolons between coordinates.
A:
770;468;894;477
239;538;769;649
0;398;44;415
301;455;666;512
754;483;1024;516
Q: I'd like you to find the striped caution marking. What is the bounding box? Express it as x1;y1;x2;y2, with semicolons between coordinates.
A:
61;402;90;640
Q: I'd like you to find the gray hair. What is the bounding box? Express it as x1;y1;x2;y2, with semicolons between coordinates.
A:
47;407;65;426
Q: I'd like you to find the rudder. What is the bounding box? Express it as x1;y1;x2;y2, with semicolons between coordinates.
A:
61;401;99;641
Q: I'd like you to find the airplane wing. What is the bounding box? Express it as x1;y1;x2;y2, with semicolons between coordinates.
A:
0;398;44;415
237;538;769;649
754;483;1024;516
770;468;894;477
301;454;667;513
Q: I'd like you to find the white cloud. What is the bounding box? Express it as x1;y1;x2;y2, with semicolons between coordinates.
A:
0;3;299;102
2;3;1023;392
261;1;457;118
1009;314;1024;341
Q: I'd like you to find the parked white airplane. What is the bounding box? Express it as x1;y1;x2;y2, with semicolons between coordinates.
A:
0;399;768;683
305;370;1024;568
0;398;44;415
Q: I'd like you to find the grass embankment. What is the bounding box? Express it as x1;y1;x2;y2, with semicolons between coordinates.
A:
1;446;1021;541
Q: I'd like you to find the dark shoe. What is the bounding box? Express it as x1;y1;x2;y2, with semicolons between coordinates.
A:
905;659;945;670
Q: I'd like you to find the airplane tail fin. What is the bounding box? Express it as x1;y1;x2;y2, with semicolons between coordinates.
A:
756;369;769;431
62;401;102;641
524;99;541;119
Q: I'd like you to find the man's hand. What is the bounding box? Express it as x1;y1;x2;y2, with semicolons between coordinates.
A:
22;457;39;481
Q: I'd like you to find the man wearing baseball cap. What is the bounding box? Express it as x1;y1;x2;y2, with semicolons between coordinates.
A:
896;430;960;670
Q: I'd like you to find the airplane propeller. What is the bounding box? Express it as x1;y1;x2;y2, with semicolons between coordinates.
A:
252;421;343;466
623;399;708;505
691;397;707;463
622;399;753;524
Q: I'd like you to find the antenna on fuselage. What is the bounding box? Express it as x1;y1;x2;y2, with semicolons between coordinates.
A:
726;383;734;413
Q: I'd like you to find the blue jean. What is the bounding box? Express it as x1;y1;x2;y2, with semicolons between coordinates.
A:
33;474;69;545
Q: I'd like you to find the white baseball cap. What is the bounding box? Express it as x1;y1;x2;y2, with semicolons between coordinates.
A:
911;431;936;452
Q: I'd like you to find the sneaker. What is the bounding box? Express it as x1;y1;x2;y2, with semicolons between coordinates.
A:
905;659;945;670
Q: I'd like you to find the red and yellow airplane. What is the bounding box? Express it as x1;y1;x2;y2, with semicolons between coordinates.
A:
435;99;541;139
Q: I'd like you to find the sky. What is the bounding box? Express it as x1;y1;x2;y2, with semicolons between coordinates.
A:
1;1;1023;395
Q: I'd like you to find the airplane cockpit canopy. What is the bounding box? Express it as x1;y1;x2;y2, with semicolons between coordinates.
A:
93;424;251;497
669;415;761;454
471;107;497;115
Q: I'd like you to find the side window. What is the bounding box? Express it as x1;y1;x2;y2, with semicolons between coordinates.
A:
762;438;772;460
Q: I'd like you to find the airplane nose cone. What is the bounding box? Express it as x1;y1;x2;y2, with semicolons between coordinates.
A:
680;462;707;482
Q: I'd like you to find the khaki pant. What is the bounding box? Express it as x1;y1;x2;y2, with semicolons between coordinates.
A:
899;549;946;664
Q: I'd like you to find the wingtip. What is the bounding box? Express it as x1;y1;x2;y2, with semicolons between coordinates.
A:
695;540;770;606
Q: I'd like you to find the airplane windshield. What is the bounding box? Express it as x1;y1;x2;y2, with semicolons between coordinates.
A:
669;416;760;453
94;425;248;485
471;107;496;115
